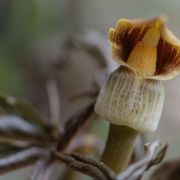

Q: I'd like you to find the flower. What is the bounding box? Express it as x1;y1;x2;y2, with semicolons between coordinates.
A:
109;16;180;80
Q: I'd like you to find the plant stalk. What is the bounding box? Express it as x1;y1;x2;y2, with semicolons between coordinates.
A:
101;124;138;173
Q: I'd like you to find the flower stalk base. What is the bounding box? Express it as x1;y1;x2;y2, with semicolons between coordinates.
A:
101;124;138;173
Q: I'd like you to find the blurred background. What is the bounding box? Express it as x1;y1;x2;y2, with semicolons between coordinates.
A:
1;0;180;179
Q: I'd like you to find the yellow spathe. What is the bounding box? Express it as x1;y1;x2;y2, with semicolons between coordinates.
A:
109;16;180;80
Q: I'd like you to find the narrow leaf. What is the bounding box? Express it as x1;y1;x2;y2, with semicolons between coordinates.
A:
0;143;24;158
0;115;51;141
0;144;44;175
0;96;54;140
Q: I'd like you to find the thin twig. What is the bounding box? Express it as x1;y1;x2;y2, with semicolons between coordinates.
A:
54;141;167;180
57;101;95;151
71;153;114;180
54;152;109;180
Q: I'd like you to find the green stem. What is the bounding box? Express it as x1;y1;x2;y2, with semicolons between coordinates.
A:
101;124;138;173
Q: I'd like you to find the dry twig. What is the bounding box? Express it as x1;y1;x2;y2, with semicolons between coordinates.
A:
57;101;95;151
54;141;167;180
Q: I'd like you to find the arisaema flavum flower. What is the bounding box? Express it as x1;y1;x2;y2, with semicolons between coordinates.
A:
95;16;180;173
